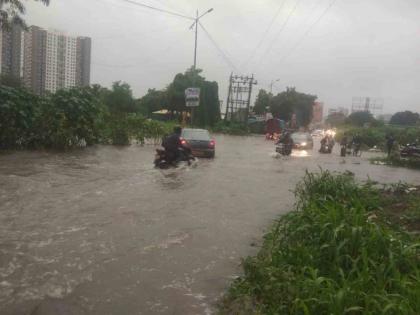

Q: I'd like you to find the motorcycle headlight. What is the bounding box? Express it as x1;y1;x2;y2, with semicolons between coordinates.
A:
301;142;307;146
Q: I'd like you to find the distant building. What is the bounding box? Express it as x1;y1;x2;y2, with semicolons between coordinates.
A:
1;24;91;94
76;37;91;87
0;24;24;78
328;107;349;117
312;101;324;123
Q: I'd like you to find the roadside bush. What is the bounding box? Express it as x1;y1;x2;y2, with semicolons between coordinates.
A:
36;87;104;149
336;125;420;149
222;171;420;314
0;86;40;149
213;121;249;135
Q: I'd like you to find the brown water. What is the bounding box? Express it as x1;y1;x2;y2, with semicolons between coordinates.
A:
1;135;419;315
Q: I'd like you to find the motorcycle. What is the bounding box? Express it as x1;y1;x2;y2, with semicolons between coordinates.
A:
275;142;293;156
400;143;420;158
319;143;333;154
154;147;195;169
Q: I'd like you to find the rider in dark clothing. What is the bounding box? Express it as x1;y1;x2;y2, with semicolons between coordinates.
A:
385;134;395;157
162;126;182;164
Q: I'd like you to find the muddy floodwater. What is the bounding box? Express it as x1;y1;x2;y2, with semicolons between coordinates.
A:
1;135;419;315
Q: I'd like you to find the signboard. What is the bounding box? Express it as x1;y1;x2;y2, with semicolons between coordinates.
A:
185;87;200;107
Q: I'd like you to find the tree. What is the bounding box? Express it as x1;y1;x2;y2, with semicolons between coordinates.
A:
270;87;316;127
346;111;376;126
0;0;50;30
390;111;419;126
136;88;167;116
325;112;347;127
253;89;271;114
103;81;136;114
166;67;220;126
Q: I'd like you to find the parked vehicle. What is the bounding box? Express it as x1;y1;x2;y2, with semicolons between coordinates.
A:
154;147;195;169
400;143;420;158
311;129;324;137
181;128;215;158
291;132;313;150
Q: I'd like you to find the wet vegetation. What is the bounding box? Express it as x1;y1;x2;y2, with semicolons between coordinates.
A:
371;157;420;170
336;126;420;150
221;171;420;315
0;85;174;150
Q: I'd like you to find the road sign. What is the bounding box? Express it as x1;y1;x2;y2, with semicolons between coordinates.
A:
185;87;200;107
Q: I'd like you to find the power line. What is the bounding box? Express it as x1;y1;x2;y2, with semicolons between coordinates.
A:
277;0;339;64
241;0;287;69
198;21;239;73
119;0;194;20
254;0;302;70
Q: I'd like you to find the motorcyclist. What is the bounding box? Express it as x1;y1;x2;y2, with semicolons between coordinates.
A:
277;132;294;155
340;134;348;156
162;126;183;164
352;134;362;156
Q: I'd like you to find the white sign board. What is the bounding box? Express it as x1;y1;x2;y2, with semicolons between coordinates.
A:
185;87;200;107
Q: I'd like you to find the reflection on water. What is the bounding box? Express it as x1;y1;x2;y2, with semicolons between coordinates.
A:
291;149;311;157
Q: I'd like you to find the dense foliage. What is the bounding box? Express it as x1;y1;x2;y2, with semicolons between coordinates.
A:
390;111;419;126
336;125;420;149
137;68;221;127
346;111;377;127
0;85;173;149
270;87;316;127
253;89;271;115
222;171;420;314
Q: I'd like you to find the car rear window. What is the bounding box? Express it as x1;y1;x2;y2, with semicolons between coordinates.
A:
182;130;210;141
292;133;311;142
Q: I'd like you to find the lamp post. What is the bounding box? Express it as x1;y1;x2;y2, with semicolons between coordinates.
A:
190;8;214;70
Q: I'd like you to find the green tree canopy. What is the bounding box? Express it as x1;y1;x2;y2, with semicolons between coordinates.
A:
346;111;377;126
166;67;220;126
253;89;271;115
325;112;347;127
390;111;419;126
270;87;316;127
136;88;167;116
103;81;136;114
0;0;50;30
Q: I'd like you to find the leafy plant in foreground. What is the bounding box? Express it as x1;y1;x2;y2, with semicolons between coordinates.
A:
222;171;420;315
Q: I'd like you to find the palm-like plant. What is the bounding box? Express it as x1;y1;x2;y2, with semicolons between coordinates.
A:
0;0;50;30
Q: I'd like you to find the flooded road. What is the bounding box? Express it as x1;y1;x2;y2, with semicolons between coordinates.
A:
1;135;419;315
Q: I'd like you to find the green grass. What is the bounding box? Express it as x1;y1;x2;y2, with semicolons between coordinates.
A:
220;171;420;315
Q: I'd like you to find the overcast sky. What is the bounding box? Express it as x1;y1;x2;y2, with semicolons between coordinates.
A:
26;0;420;114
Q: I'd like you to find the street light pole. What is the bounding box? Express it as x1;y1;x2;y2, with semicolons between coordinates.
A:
189;8;213;126
190;8;214;70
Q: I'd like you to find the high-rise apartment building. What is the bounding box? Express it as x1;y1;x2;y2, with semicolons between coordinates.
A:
0;24;24;78
76;37;91;87
1;24;91;94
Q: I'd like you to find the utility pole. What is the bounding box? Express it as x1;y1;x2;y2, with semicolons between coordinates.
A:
189;8;214;126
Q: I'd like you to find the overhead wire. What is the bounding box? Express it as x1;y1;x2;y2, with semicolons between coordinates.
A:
198;21;239;73
241;0;287;69
119;0;194;20
276;0;339;65
254;0;302;71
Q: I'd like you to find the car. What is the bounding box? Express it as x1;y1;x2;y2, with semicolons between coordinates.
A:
291;132;314;150
311;129;324;137
181;128;215;158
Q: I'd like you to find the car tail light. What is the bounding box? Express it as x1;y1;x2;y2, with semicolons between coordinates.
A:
180;138;187;145
209;140;215;147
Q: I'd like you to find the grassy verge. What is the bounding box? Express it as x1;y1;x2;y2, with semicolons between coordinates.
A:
212;121;249;136
220;171;420;315
371;156;420;170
